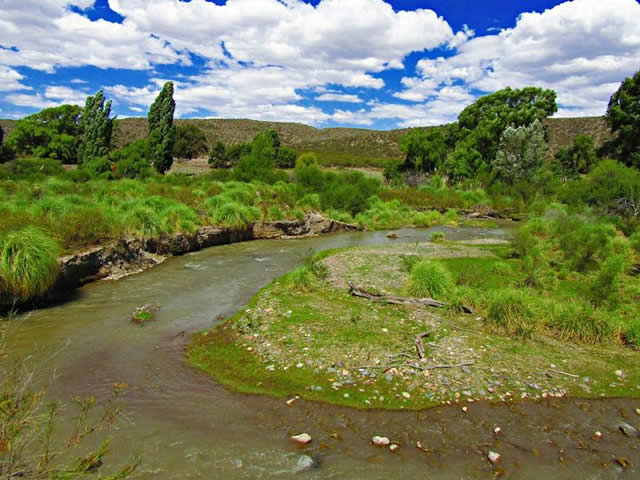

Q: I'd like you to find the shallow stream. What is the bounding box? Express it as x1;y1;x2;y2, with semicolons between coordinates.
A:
8;226;640;478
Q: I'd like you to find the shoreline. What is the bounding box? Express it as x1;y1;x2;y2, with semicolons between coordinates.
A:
1;212;359;313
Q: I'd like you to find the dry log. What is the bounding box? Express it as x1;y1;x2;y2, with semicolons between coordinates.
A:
414;332;431;360
348;282;473;314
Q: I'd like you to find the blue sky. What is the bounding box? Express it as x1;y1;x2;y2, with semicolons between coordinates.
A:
1;0;639;129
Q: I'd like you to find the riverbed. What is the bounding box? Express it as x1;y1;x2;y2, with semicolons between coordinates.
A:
8;226;640;478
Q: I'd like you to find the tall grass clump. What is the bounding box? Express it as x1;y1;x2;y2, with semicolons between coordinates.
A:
545;300;611;343
0;226;60;300
406;260;455;299
208;201;260;229
413;210;442;227
484;288;537;340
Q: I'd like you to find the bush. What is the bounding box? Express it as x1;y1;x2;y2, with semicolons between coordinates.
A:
81;156;114;179
207;200;260;229
413;210;442;227
111;139;153;179
0;226;60;300
173;124;208;159
406;260;454;298
287;266;312;291
588;254;630;306
443;209;458;225
430;231;445;242
485;288;537;340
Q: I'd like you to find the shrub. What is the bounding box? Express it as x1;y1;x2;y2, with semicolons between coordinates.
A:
173;124;208;159
0;226;60;300
443;209;458;225
588;254;630;306
81;156;114;179
485;288;537;340
406;260;455;298
430;232;445;242
267;205;284;221
208;201;260;229
413;210;442;227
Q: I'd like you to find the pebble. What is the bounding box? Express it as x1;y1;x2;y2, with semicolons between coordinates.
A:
615;370;624;378
291;433;312;445
618;422;638;437
295;455;316;472
636;408;640;416
286;397;297;407
462;406;468;413
372;436;390;447
343;393;350;399
389;444;399;452
461;366;472;374
488;451;502;464
594;431;602;439
296;363;304;368
266;365;275;371
402;392;411;399
382;328;389;333
494;427;501;435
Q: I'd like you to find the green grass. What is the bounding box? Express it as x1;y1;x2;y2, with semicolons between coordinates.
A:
406;260;455;298
0;226;60;300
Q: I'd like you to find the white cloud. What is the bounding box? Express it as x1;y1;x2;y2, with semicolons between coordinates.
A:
0;66;30;92
316;93;363;103
5;85;88;109
398;0;640;118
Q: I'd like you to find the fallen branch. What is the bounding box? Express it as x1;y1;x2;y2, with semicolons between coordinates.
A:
414;332;431;360
549;369;579;379
348;282;473;314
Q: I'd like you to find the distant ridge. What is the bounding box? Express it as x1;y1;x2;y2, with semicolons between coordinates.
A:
0;116;611;167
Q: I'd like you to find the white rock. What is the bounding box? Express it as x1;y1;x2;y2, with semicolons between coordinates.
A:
402;392;411;399
615;370;624;378
494;427;502;435
286;398;297;407
594;431;603;439
389;444;399;452
372;436;390;447
291;433;312;445
488;451;502;464
296;363;304;368
295;455;315;472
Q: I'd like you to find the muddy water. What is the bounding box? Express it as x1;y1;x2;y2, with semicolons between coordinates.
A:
8;226;640;478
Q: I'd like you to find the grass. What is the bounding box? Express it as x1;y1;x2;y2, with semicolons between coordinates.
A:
406;260;455;298
0;226;60;301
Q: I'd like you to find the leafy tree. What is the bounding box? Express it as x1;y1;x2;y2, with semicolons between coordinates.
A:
276;146;297;168
148;81;176;174
234;129;278;182
492;120;548;184
78;90;114;164
208;141;227;168
455;86;557;172
0;125;15;163
443;138;483;182
6;105;83;162
604;69;640;168
553;134;598;178
399;127;448;174
174;124;208;159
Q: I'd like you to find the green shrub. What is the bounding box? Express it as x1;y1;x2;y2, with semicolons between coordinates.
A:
413;210;442;227
443;209;458;225
631;231;640;252
406;260;454;298
0;226;60;300
287;266;312;291
485;289;537;340
400;254;421;273
209;201;260;229
430;231;445;242
588;254;630;306
267;205;284;221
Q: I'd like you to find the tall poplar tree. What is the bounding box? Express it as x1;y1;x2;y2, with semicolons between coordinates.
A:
78;90;113;164
148;81;176;174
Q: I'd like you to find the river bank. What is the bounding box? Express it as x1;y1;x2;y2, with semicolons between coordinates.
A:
0;212;359;312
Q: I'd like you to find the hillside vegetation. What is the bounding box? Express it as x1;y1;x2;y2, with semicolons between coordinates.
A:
0;116;611;168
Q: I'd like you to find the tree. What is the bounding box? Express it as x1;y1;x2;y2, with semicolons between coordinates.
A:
456;86;557;166
605;69;640;168
234;129;282;182
208;141;228;168
492;120;548;184
78;90;113;164
110;139;153;179
276;146;297;168
399;127;448;174
0;125;15;163
6;105;83;163
553;134;598;178
174;124;208;159
148;81;176;174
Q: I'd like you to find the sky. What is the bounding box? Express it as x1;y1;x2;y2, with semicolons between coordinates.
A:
0;0;639;129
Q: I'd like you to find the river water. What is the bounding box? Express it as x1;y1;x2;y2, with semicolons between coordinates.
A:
8;226;640;478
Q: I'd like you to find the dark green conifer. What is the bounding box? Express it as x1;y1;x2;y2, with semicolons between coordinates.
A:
148;81;176;174
78;90;113;164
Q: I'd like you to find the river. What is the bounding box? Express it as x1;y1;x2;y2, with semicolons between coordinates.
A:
7;226;639;478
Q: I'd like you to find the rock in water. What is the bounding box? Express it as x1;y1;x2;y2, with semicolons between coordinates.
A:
291;433;312;445
295;455;316;472
372;436;390;447
618;423;639;437
488;451;502;464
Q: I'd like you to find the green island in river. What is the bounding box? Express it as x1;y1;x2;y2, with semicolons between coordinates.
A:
188;233;640;410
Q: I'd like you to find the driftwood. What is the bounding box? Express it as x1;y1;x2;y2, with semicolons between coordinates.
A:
348;282;473;314
414;332;431;360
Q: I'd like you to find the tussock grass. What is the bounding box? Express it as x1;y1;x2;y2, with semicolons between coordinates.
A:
484;288;537;340
406;260;455;299
0;226;60;300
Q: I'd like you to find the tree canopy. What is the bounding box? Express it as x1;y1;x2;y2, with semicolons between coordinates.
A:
399;127;448;174
148;81;176;174
6;105;83;163
605;69;640;168
78;90;114;164
174;124;208;159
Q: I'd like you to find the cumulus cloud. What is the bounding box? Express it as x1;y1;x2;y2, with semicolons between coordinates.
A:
397;0;640;118
0;66;30;92
6;85;88;109
316;93;363;103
